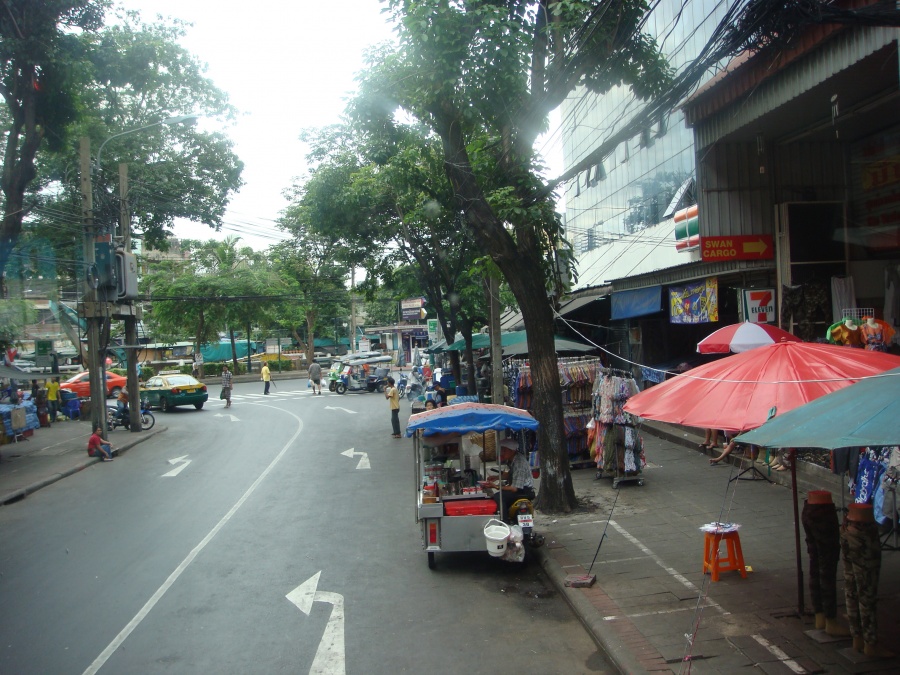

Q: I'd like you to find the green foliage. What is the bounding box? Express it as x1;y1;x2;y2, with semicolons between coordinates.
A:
0;299;36;350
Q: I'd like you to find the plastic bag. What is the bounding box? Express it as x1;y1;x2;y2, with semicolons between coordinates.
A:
502;541;526;563
307;379;312;388
508;524;524;543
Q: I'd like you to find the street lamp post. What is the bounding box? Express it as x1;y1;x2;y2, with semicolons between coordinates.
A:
80;114;199;432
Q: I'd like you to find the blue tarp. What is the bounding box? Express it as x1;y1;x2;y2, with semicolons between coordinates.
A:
611;286;662;320
200;341;261;362
406;402;539;437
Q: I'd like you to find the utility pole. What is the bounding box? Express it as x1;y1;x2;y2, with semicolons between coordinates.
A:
79;138;107;431
349;268;357;352
120;162;141;432
488;275;503;404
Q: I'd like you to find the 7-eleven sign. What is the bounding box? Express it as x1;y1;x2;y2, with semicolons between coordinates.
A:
742;289;775;323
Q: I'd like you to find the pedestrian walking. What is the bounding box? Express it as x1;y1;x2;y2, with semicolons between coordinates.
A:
221;365;233;408
192;352;204;379
308;361;322;395
261;362;271;394
385;376;401;438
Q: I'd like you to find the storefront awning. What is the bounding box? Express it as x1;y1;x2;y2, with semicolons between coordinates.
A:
611;286;662;320
558;294;604;316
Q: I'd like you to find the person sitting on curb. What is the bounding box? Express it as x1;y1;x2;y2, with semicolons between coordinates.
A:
87;426;115;461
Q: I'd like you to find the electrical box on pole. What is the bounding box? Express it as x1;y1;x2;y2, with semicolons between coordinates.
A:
115;251;139;300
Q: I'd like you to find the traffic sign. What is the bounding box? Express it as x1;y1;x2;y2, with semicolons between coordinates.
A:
701;235;774;261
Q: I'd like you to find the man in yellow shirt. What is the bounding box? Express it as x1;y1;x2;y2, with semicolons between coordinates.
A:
46;376;61;423
261;362;271;395
385;376;401;438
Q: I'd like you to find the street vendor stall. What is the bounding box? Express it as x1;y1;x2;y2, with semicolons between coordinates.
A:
406;402;540;569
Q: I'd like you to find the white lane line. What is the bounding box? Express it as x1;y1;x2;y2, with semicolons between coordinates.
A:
609;520;727;615
751;634;808;674
83;410;305;675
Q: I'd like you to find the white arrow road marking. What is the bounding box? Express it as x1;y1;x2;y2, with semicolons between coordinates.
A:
213;413;241;422
162;455;191;477
324;405;356;414
286;572;345;675
340;448;370;470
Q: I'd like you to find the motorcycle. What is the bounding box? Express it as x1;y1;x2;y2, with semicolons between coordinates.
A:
396;373;408;397
405;368;429;401
107;400;155;431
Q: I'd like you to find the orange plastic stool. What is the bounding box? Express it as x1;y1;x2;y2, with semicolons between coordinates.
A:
703;530;747;581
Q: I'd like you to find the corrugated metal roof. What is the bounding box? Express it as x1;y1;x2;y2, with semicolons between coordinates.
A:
690;27;896;147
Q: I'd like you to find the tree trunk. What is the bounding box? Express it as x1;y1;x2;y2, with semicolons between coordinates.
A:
229;327;239;372
431;103;577;512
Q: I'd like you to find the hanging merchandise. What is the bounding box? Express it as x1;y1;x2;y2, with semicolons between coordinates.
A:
591;369;646;488
509;356;604;466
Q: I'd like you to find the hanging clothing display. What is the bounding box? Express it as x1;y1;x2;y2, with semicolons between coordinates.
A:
831;276;857;324
860;318;894;352
826;321;865;348
509;357;603;465
591;369;645;487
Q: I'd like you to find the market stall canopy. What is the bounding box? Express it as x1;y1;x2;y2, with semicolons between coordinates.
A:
424;340;447;354
406;402;539;437
697;321;801;354
503;336;594;356
623;342;900;432
0;365;31;380
444;330;593;355
738;367;900;449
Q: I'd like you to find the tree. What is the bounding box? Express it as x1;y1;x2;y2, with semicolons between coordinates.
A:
269;232;350;365
356;1;673;511
143;237;278;371
0;0;107;279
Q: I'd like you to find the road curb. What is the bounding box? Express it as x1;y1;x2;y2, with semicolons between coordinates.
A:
0;426;166;506
534;545;656;675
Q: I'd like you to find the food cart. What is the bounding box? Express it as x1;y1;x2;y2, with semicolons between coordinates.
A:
406;402;539;569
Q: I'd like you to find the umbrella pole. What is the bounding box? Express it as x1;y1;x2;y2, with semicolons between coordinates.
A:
790;448;805;615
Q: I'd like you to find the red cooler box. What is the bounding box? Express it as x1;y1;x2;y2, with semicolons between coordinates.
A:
444;499;497;516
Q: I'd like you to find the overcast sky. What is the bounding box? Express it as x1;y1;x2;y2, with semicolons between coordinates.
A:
119;1;562;251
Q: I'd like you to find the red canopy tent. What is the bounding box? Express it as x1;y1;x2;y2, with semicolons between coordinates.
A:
624;342;900;432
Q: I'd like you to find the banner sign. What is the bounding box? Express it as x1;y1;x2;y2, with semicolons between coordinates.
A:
401;297;426;322
700;235;774;261
742;289;775;323
669;277;719;324
427;319;439;341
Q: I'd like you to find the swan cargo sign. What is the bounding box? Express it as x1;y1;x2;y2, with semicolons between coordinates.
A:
701;235;774;261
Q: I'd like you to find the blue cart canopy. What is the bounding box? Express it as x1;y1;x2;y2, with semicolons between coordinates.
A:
406;402;539;437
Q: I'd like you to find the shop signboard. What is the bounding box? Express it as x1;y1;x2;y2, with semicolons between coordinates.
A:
401;297;426;322
700;235;774;261
742;289;775;323
669;277;719;324
35;339;53;368
427;319;439;342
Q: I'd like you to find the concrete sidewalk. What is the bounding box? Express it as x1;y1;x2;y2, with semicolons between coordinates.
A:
3;390;898;674
535;424;900;674
0;416;164;505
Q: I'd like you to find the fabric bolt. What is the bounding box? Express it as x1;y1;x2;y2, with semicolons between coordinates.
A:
840;518;882;644
801;500;841;618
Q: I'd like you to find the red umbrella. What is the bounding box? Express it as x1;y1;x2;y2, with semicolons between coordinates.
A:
697;321;801;354
624;342;900;432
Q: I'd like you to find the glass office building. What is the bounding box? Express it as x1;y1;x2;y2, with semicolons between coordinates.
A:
561;0;729;258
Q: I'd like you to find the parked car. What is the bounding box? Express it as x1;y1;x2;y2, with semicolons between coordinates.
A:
59;371;128;399
141;374;208;412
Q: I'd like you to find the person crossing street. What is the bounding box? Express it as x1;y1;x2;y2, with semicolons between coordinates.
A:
308;361;322;395
261;362;271;395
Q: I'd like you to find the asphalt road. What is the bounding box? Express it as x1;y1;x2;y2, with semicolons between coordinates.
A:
0;379;610;674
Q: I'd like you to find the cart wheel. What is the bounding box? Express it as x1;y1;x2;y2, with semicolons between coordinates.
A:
427;552;436;570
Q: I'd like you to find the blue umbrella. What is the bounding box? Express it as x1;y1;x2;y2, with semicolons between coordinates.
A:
738;367;900;449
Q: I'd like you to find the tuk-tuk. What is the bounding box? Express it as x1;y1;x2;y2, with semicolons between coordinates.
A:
335;355;392;394
406;402;541;569
327;351;384;392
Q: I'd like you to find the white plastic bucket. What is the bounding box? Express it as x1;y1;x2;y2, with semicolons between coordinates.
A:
483;519;511;557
